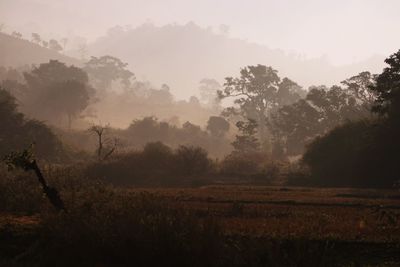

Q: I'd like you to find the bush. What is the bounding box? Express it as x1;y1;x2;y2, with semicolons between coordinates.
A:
0;163;102;213
219;152;281;184
285;164;312;186
302;120;400;188
174;145;212;176
0;88;66;162
219;153;260;176
85;143;213;186
0;164;42;213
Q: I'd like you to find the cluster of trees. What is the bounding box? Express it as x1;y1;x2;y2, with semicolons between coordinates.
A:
3;28;400;188
86;142;213;186
302;50;400;187
123;116;231;157
86;140;280;186
218;65;376;159
30;33;67;52
0;88;64;160
1;56;219;129
2;60;94;128
7;30;67;53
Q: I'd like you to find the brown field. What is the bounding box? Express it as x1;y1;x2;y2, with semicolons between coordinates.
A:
1;185;400;266
126;186;400;242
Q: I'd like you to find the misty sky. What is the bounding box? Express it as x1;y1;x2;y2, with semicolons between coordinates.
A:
1;0;400;65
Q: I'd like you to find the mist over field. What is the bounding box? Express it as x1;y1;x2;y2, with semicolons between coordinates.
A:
1;1;400;266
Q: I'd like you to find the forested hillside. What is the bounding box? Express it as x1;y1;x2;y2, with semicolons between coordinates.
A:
87;23;385;98
0;32;80;67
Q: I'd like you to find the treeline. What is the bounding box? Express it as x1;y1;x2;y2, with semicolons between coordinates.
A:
85;141;281;186
59;116;232;159
0;56;219;128
2;46;400;188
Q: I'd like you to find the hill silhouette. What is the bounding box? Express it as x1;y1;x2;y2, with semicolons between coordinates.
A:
85;22;385;99
0;32;80;68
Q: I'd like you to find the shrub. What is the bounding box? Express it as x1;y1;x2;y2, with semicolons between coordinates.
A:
0;88;66;162
174;145;212;176
219;153;260;176
285;164;312;186
85;143;213;186
302;119;400;188
219;152;281;184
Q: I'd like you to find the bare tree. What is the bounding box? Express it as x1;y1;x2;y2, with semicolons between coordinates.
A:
88;123;119;160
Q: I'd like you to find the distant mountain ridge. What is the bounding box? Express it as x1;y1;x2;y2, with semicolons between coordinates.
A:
0;24;386;99
0;32;80;68
86;23;386;99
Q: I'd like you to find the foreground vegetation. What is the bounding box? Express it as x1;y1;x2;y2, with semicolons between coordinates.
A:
1;165;399;266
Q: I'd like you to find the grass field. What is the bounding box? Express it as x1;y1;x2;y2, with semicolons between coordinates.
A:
1;185;400;266
127;186;400;241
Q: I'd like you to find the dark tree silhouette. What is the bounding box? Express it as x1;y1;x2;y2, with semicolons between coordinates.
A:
301;50;400;188
0;88;63;160
270;81;375;155
370;49;400;121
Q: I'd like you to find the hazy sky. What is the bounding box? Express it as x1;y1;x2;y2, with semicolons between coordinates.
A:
1;0;400;65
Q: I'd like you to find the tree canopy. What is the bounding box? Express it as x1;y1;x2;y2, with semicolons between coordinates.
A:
22;60;94;127
84;55;135;91
0;87;64;160
218;65;304;151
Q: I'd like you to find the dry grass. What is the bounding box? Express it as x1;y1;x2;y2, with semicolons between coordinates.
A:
126;186;400;242
1;179;400;266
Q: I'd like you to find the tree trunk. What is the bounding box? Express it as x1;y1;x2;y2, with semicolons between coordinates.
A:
31;160;66;211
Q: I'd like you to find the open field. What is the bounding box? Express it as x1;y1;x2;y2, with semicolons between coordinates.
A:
1;185;400;266
128;186;400;242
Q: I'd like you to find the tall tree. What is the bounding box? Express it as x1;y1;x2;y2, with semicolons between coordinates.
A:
23;60;93;127
370;49;400;121
84;56;135;91
218;65;302;150
199;78;221;110
271;79;376;156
